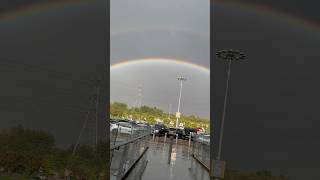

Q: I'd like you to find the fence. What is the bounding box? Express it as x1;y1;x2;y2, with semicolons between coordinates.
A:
110;121;151;180
188;134;211;180
192;134;210;171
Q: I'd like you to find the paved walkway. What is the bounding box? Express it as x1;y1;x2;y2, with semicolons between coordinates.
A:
141;137;210;180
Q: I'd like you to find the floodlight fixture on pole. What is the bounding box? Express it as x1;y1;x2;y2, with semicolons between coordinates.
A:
176;76;187;128
213;49;245;180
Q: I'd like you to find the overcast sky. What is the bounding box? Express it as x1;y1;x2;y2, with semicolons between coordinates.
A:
0;0;107;147
110;0;210;68
1;0;320;179
212;0;320;179
110;0;210;118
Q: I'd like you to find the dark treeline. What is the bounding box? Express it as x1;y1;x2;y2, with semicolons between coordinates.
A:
0;126;107;179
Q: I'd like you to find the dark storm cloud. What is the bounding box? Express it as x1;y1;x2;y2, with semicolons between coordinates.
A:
0;0;83;14
212;2;320;179
218;0;320;23
0;1;44;11
0;0;107;147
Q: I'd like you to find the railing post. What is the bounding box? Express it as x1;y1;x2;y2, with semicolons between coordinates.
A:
175;134;178;144
131;123;134;139
192;134;195;155
153;130;155;141
114;123;120;145
168;136;173;164
164;133;167;143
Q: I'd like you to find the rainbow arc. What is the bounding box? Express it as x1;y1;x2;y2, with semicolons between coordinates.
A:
110;58;210;74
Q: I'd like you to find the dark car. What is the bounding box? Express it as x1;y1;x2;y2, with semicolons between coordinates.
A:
168;128;177;137
176;128;187;139
154;124;168;136
185;128;196;139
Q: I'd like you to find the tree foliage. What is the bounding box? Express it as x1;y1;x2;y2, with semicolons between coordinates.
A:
0;126;55;176
0;126;108;179
110;101;210;130
110;102;127;117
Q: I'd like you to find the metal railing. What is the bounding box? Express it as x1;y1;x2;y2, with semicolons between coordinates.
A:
187;133;211;180
110;122;151;180
192;134;210;171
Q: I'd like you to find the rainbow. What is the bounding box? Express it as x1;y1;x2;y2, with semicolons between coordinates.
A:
213;0;319;35
111;26;209;39
0;0;319;36
0;0;90;21
110;58;210;74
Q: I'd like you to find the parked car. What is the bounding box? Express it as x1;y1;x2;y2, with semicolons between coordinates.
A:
195;127;205;134
154;124;168;136
168;128;177;137
197;134;210;144
184;128;196;139
135;122;150;133
177;128;189;139
110;122;118;132
150;125;155;135
116;121;134;134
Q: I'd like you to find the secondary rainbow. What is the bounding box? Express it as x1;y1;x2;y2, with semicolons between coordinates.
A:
213;0;320;35
0;0;90;21
111;26;209;40
1;0;319;36
110;58;210;74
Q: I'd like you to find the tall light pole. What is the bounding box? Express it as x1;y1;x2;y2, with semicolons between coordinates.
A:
138;84;142;120
214;49;245;179
176;76;187;128
168;104;172;120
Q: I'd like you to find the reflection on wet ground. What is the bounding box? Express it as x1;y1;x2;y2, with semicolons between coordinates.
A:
141;137;210;180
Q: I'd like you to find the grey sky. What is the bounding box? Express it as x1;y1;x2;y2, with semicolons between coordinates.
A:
111;60;210;118
110;0;210;118
0;0;107;147
1;0;320;178
212;1;320;179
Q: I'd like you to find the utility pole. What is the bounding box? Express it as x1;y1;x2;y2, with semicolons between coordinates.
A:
73;79;102;154
213;50;245;179
72;111;90;155
176;76;187;128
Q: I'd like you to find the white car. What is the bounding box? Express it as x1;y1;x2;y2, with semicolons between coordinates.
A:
110;123;118;131
117;122;134;134
197;134;210;144
110;121;133;134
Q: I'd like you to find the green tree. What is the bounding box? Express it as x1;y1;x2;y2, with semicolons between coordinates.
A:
110;102;128;117
0;126;55;176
